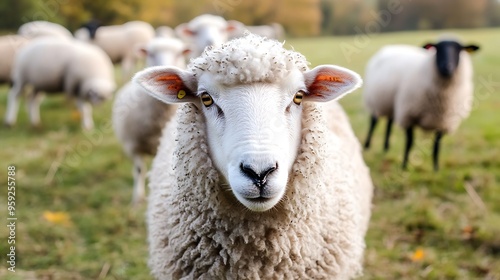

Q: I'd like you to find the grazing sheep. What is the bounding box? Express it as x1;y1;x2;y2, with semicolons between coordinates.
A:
0;35;29;85
395;39;479;171
134;34;373;279
155;26;175;38
175;14;239;58
362;45;425;152
18;21;72;39
4;38;116;130
74;21;155;79
113;38;189;205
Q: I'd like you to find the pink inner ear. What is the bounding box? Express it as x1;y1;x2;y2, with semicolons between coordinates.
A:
424;44;434;50
309;74;345;93
156;75;184;91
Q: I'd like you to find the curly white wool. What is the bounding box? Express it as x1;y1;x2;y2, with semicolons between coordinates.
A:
189;34;308;85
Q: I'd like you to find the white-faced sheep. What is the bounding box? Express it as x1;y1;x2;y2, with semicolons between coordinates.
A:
363;38;479;171
74;21;155;80
4;38;116;130
134;34;373;279
18;21;73;39
155;26;175;38
175;14;239;58
230;22;285;40
0;35;29;84
113;38;189;205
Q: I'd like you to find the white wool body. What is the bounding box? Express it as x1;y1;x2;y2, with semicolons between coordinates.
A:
74;21;155;79
0;35;29;84
395;47;474;133
4;38;115;130
18;21;72;39
363;45;427;118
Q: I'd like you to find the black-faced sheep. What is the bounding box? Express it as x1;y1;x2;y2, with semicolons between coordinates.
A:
363;38;479;171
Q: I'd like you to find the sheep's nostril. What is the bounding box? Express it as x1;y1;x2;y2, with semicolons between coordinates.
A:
240;163;278;189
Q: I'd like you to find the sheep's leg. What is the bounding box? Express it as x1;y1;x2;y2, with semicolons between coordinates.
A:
4;83;24;126
77;100;94;130
364;115;378;149
28;91;45;127
402;126;414;170
383;118;393;152
433;131;443;172
132;155;147;206
121;55;135;81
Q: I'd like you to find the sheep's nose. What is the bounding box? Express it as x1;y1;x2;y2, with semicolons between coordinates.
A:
240;163;277;190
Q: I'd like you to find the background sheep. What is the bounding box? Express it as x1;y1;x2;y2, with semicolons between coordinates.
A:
395;38;480;171
135;34;373;279
155;25;175;38
74;21;155;80
230;22;285;40
113;38;189;205
0;35;29;85
175;14;239;58
362;45;427;152
4;38;116;130
18;21;73;39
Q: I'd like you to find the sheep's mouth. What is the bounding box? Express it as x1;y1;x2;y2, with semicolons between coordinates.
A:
246;196;272;203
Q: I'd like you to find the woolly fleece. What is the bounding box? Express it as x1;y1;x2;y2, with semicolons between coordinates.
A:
148;101;372;279
189;34;308;85
395;44;475;133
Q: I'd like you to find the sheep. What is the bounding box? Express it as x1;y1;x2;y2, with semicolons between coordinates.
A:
74;21;155;79
155;26;175;38
4;38;116;130
395;39;480;171
175;14;239;58
0;35;29;85
18;21;72;39
230;22;285;40
362;45;425;152
134;34;373;279
112;38;189;205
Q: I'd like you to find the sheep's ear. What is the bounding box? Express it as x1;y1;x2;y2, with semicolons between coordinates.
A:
133;66;199;105
423;43;435;50
463;44;480;53
175;23;195;38
227;20;243;35
303;65;362;102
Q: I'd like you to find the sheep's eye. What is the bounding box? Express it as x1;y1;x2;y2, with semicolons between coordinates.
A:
201;92;213;107
293;91;304;105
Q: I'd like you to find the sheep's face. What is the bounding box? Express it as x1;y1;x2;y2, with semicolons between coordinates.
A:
423;41;479;79
135;65;361;212
81;79;116;104
197;70;305;212
140;39;189;68
175;15;238;56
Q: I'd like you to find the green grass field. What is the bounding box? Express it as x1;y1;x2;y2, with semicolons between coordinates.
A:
1;28;499;279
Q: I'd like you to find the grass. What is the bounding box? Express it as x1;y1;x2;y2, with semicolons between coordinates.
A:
1;28;500;279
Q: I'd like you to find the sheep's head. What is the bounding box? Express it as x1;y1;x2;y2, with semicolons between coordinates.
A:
138;38;190;68
134;35;361;212
423;39;479;79
81;78;116;104
175;14;239;56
